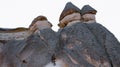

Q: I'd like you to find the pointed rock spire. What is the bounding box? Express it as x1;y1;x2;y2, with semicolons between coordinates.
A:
81;5;97;15
59;2;81;21
29;15;52;28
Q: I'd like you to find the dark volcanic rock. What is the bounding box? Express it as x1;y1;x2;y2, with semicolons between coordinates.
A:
85;23;120;67
0;19;120;67
0;40;25;67
18;29;58;67
58;23;112;67
0;23;119;67
0;28;58;67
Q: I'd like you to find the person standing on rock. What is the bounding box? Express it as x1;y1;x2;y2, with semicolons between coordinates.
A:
81;5;120;67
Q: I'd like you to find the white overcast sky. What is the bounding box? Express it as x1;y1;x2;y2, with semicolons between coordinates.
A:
0;0;120;41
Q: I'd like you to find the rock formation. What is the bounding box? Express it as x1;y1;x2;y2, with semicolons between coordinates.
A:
0;16;58;67
58;2;81;28
0;28;29;40
58;2;120;67
0;2;120;67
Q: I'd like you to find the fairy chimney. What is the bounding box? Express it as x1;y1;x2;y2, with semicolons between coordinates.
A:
81;5;97;23
58;2;81;28
29;15;52;33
